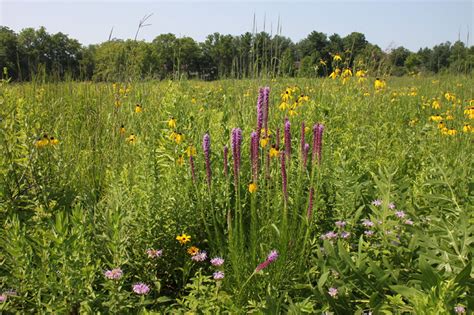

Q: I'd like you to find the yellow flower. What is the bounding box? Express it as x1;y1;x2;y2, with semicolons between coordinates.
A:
49;137;59;145
135;104;142;113
437;121;445;129
35;134;50;148
355;69;366;78
409;119;418;126
432;100;441;109
176;233;191;245
114;98;121;107
444;92;456;102
342;68;352;77
279;102;288;111
126;134;137;144
269;146;279;158
319;59;327;66
329;70;338;79
187;246;199;255
462;123;472;133
119;125;126;135
191;98;197;104
342;76;350;85
333;54;342;62
174;133;184;144
168;117;177;129
363;92;370;97
260;136;269;148
429;115;443;122
374;78;386;90
464;106;474;119
446;129;457;136
186;145;197;157
248;183;257;193
304;126;310;133
289;109;298;116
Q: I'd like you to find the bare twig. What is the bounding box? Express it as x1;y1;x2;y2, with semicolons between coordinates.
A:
134;13;153;41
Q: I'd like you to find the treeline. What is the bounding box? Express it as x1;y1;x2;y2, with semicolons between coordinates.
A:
1;26;473;81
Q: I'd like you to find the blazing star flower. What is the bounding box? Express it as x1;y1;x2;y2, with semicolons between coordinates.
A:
213;271;225;280
364;230;374;237
146;249;163;259
340;231;351;239
395;211;406;218
104;268;123;280
210;257;225;266
284;118;291;161
335;221;347;228
303;143;310;168
454;306;466;314
250;131;259;180
362;219;375;227
328;287;338;298
321;231;338;240
132;283;150;295
191;251;207;262
280;152;288;202
202;133;212;188
255;250;279;272
371;199;382;206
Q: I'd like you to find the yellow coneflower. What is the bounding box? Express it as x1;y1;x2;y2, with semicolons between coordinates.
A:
176;155;185;166
319;59;327;66
464;106;474;119
260;136;269;148
432;100;441;109
374;78;386;90
248;183;257;193
191;98;197;104
462;123;472;133
333;54;342;62
174;133;184;145
269;146;279;158
176;233;191;245
119;124;126;135
187;246;199;256
437;121;445;129
126;134;136;144
355;69;366;78
186;145;197;157
409;119;418;126
135;104;142;113
289;109;298;116
444;92;456;102
279;102;288;111
49;137;59;145
35;134;50;148
114;98;121;107
429;115;443;122
342;68;352;77
446;129;457;136
168;117;177;129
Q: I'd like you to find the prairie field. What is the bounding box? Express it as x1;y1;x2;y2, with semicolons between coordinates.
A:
0;75;473;313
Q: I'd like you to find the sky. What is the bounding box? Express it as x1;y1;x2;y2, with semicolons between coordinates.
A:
1;0;473;51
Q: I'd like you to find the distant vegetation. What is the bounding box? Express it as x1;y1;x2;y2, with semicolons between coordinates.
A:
1;26;474;81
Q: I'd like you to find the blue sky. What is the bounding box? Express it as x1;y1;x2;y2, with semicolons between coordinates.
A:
1;0;472;51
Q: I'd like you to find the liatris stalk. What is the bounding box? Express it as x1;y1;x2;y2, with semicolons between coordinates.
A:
203;133;211;188
307;187;314;220
280;152;288;203
255;250;278;272
275;127;280;148
223;145;229;177
303;143;310;168
257;88;264;138
312;123;324;165
263;87;270;136
284;118;291;162
189;155;196;183
231;128;242;186
250;131;259;181
300;121;305;158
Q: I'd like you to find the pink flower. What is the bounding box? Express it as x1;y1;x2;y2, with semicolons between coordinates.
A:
255;250;279;272
132;283;150;295
213;271;225;280
191;251;207;262
146;249;163;259
328;287;338;298
0;294;6;303
210;257;224;266
104;268;123;280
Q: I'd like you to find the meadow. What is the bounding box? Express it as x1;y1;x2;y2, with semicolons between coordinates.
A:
0;73;473;314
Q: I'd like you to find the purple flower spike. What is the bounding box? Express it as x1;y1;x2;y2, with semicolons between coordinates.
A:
250;131;259;181
303;143;310;168
312;123;324;165
263;87;270;135
280;152;288;203
257;88;264;137
189;155;196;183
231;128;242;186
203;133;211;188
300;121;306;157
255;250;278;272
275;128;280;148
284;118;291;161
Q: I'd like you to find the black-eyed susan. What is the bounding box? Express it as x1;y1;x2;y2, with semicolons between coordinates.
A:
126;134;136;144
119;124;126;135
269;145;279;158
176;155;184;166
429;115;443;122
35;134;50;148
187;246;199;256
168;117;177;129
260;136;269;148
248;182;257;193
374;78;386;90
176;233;191;245
49;136;59;145
135;104;142;113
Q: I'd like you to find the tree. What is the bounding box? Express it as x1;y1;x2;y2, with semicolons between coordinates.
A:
0;27;19;79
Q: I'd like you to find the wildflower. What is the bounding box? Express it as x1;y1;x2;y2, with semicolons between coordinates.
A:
176;155;184;166
372;199;382;206
104;268;123;280
210;257;225;267
135;104;142;113
355;69;366;77
374;78;386;90
429;115;443;122
404;219;414;225
174;132;184;144
432;100;441;109
463;124;472;133
48;136;59;145
255;250;279;272
319;59;327;66
191;98;197;104
312;124;324;165
202;133;212;188
269;145;279;158
454;306;466;314
213;271;225;280
35;134;50;148
132;283;150;295
328;287;338;298
395;211;406;218
303;143;310;168
263;87;270;134
250;131;259;180
335;221;347;228
257;88;264;135
321;231;338;240
333;54;342;61
249;182;257;193
231;128;243;185
146;249;163;258
388;202;396;210
187;246;199;256
342;68;352;77
364;230;374;237
119;124;126;135
168;117;177;129
284;118;291;161
126;134;136;144
191;251;207;262
446;129;457;136
438;121;446;129
186;145;196;157
362;219;375;227
340;231;351;239
260;136;269;148
307;187;314;219
0;294;6;303
176;233;191;245
280;152;288;203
